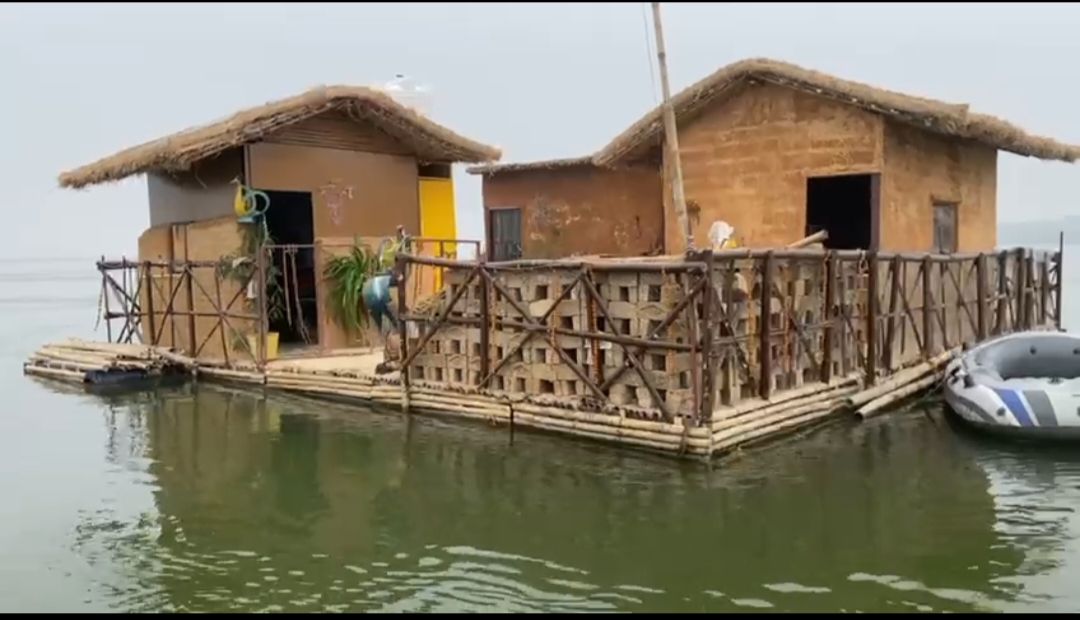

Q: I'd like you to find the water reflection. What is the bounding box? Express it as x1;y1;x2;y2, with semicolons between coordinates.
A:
57;383;1057;612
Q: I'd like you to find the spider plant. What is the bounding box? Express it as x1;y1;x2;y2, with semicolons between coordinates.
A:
323;243;379;334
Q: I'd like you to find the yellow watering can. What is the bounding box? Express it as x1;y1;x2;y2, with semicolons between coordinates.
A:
231;178;271;223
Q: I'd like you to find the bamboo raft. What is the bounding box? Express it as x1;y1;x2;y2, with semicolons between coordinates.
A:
171;352;957;458
23;340;196;388
16;337;963;458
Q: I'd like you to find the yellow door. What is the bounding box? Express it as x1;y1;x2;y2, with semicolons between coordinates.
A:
418;177;457;294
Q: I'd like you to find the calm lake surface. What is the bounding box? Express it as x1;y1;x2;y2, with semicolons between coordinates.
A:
3;246;1080;613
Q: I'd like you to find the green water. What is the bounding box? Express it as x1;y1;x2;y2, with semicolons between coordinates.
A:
3;252;1080;613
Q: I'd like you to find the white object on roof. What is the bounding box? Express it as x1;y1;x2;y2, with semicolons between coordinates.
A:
383;74;434;115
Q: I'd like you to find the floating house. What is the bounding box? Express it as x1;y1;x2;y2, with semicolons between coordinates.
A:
58;86;499;359
471;58;1079;259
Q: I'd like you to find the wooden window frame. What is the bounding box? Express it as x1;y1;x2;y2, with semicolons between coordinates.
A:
486;206;523;261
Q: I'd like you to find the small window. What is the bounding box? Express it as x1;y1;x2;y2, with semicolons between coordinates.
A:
489;207;523;261
932;202;958;254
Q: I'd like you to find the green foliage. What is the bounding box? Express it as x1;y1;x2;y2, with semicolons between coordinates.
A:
323;243;379;334
322;235;410;335
215;219;286;332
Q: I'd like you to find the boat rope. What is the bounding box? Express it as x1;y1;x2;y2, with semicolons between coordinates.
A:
640;3;659;103
94;278;105;332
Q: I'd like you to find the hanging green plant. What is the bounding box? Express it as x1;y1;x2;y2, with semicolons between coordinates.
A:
323;242;380;334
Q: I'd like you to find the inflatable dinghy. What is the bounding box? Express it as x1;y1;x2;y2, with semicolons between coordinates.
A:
943;331;1080;438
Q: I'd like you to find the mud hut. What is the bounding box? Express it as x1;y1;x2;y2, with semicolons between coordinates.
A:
473;58;1079;259
467;157;663;260
59;85;500;359
594;58;1080;253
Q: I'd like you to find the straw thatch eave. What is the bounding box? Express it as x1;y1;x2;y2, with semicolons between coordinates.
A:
58;85;502;189
593;58;1080;166
466;156;596;176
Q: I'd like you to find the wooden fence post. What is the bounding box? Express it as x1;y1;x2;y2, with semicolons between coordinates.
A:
1016;248;1029;330
921;255;933;358
866;252;879;386
996;251;1008;335
822;253;835;383
759;252;774;400
975;253;988;340
1054;234;1064;329
396;254;411;412
478;257;491;383
701;251;717;421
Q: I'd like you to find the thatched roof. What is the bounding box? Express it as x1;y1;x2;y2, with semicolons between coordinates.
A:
594;58;1080;166
58;85;502;189
466;156;595;176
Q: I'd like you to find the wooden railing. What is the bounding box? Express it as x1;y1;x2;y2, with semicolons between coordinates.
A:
397;248;1062;426
96;236;481;366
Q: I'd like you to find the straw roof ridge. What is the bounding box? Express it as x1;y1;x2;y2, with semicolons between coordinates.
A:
593;57;1080;166
58;85;502;189
466;155;596;176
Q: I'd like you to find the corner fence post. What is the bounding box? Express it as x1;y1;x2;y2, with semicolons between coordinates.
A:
99;256;113;343
822;252;835;383
1016;248;1029;330
701;251;717;422
866;251;879;386
759;251;773;400
395;253;411;413
256;246;268;368
921;255;933;359
995;251;1008;335
1055;232;1064;329
478;255;491;383
975;253;988;340
143;260;156;346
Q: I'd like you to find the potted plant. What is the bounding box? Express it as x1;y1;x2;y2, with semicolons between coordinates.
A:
323;234;406;344
323;242;379;341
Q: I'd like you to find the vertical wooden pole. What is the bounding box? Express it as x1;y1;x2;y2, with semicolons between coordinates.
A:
1015;248;1028;330
701;251;717;421
921;256;933;358
1054;232;1064;329
255;248;268;367
214;265;230;366
866;252;879;386
478;258;491;384
100;257;113;343
821;253;835;383
1026;251;1037;328
1039;253;1050;327
396;254;411;412
143;262;157;345
650;2;693;252
975;253;988;340
996;251;1008;334
759;252;773;399
883;255;900;372
183;232;197;356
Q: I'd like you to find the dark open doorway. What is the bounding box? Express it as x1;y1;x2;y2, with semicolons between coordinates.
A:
260;189;317;347
805;173;879;250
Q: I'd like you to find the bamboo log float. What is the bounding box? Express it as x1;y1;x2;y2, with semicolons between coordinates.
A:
845;349;955;408
201;366;268;384
271;373;702;436
855;374;940;420
714;400;848;454
713;396;849;446
23;364;87;382
711;381;859;431
721;373;860;419
28;356;124;373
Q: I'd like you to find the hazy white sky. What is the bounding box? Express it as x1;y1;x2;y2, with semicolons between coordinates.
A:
1;2;1076;260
